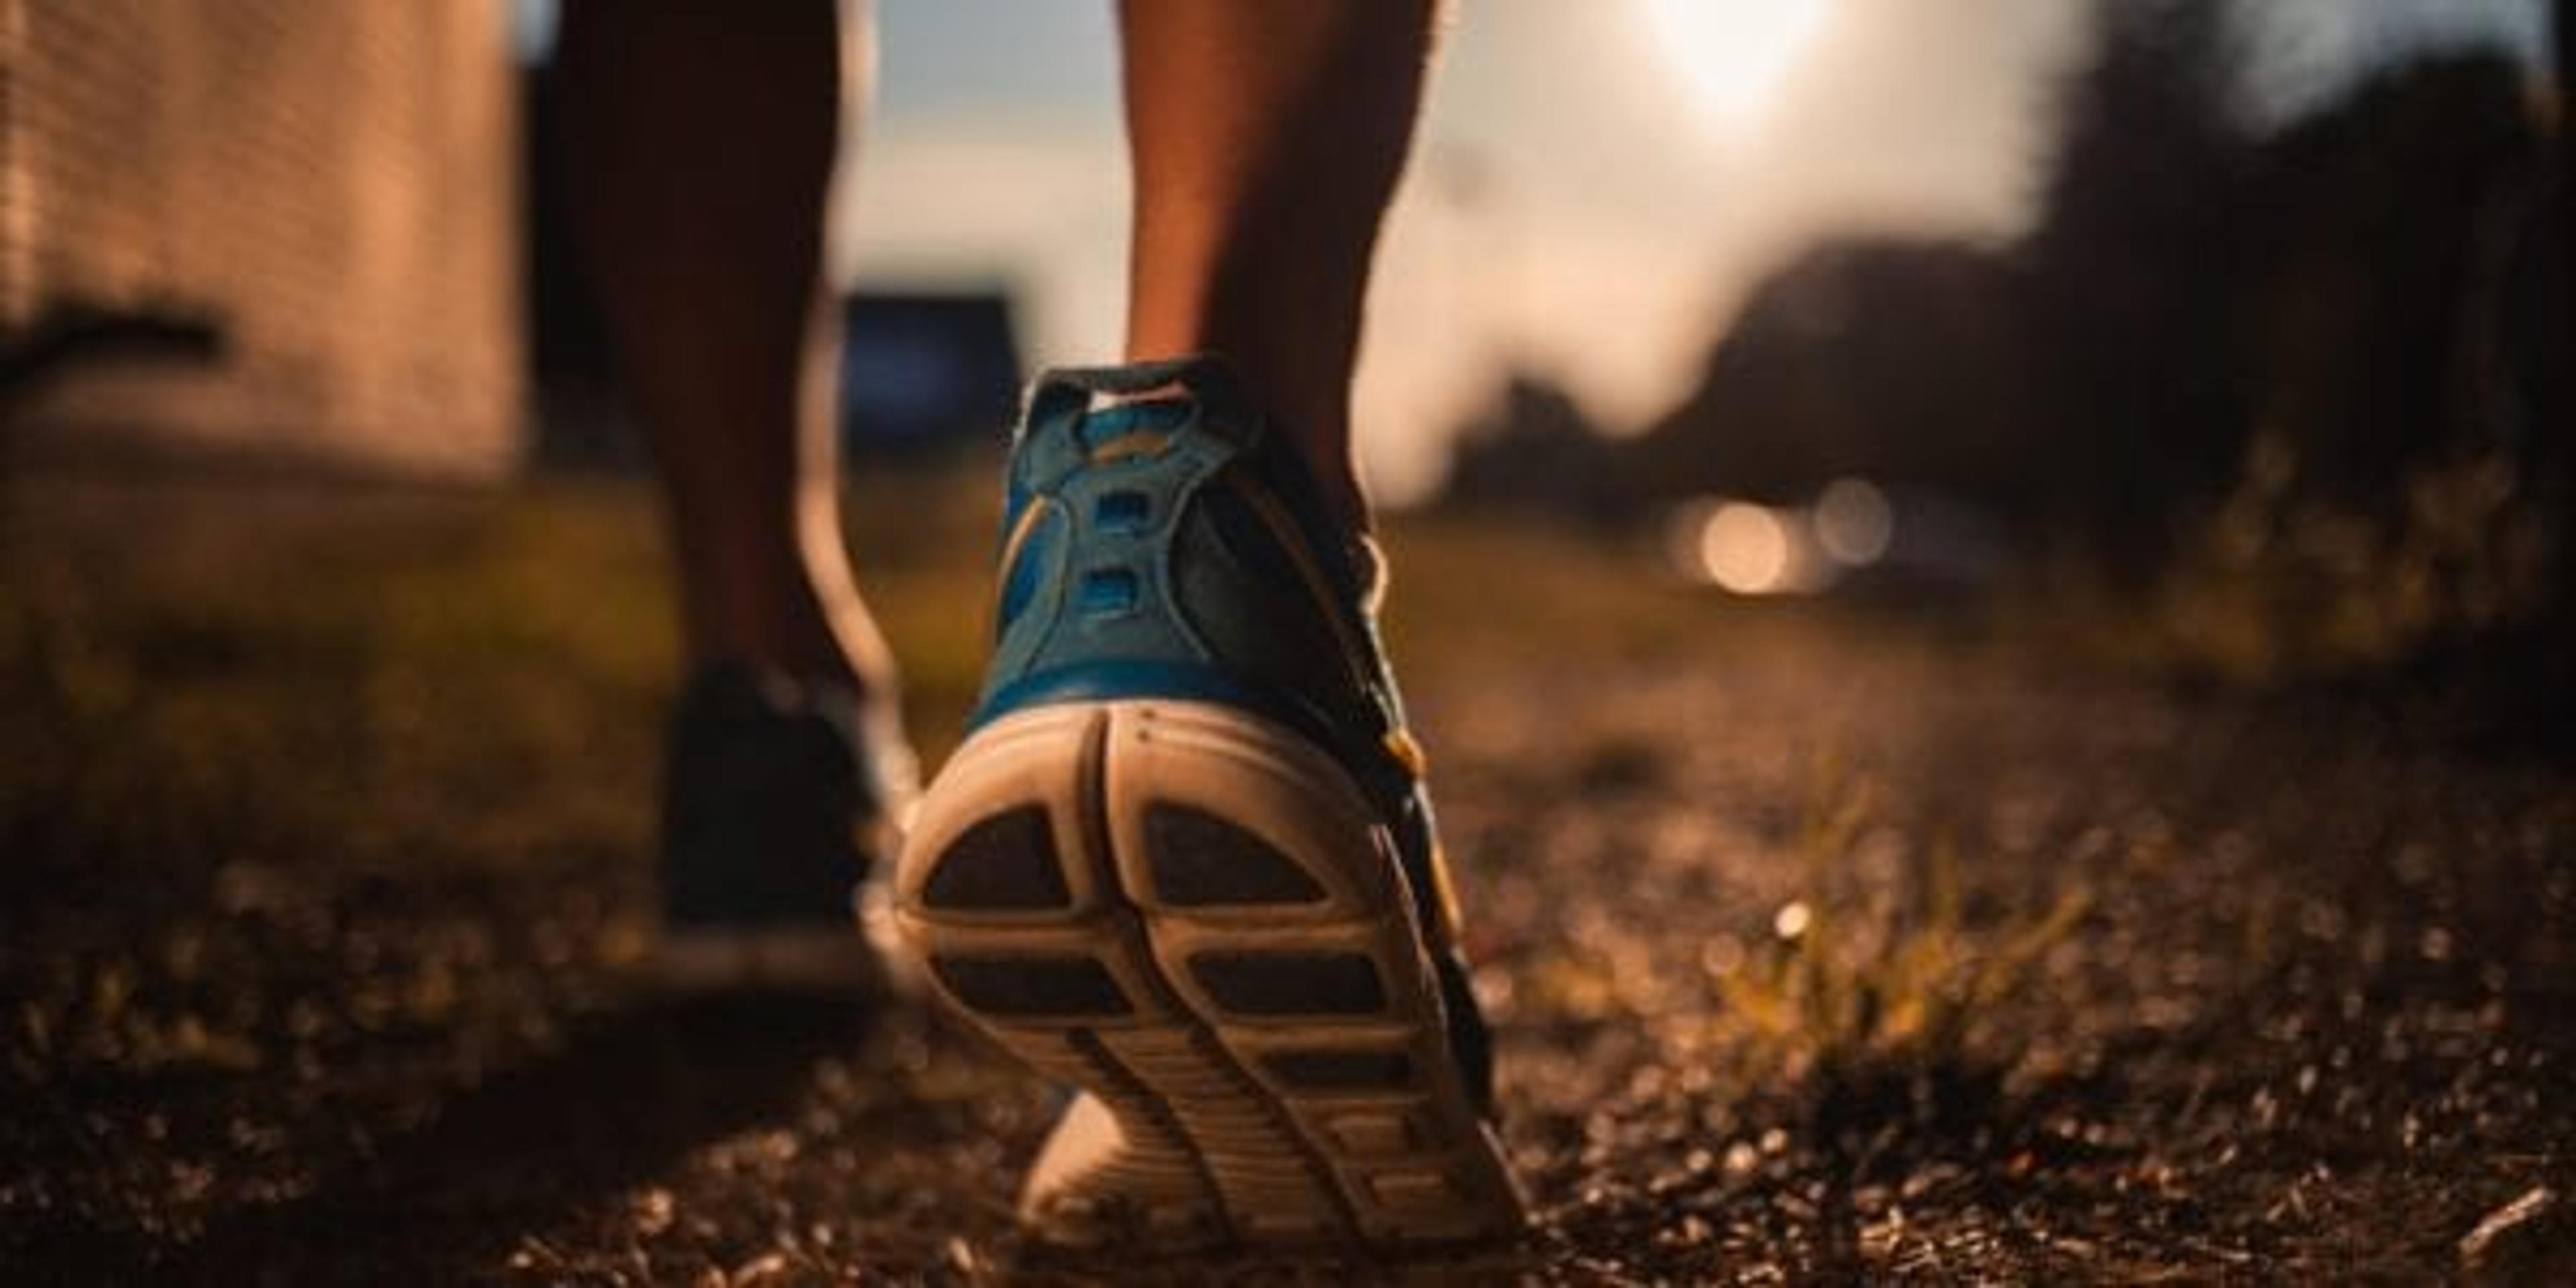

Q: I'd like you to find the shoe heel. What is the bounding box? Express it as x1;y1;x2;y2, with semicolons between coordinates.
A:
896;701;1524;1250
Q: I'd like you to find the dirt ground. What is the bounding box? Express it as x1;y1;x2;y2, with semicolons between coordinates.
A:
2;474;2570;1283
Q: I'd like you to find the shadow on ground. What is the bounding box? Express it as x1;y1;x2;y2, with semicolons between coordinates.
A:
161;991;877;1283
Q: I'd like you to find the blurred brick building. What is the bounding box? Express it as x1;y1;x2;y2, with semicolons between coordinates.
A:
2;0;523;478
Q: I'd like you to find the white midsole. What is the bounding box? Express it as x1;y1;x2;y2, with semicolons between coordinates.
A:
896;700;1523;1250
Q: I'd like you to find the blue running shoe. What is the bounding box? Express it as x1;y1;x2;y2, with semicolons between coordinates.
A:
894;358;1524;1251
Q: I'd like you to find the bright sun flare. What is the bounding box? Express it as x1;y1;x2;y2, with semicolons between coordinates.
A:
1640;0;1834;128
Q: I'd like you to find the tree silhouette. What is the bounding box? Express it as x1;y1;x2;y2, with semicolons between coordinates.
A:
2018;0;2253;568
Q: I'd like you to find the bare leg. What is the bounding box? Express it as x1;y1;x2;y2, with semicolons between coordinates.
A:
1118;0;1440;529
553;0;894;698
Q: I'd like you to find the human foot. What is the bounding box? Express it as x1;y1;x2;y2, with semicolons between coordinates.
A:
894;358;1522;1251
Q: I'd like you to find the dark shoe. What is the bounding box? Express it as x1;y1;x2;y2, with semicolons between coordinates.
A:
893;358;1523;1250
659;662;916;991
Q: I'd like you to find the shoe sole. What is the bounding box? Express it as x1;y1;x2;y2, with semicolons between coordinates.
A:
894;700;1524;1252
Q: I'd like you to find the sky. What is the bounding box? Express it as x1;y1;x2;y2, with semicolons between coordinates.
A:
519;0;2555;504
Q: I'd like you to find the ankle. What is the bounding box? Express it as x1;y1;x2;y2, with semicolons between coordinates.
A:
1232;388;1370;534
1114;347;1370;531
1294;428;1371;535
676;557;898;705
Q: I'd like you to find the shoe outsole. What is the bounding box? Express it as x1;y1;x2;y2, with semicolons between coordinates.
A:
895;700;1525;1252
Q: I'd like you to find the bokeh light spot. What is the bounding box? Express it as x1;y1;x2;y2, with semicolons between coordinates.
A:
1815;477;1894;566
1701;502;1793;595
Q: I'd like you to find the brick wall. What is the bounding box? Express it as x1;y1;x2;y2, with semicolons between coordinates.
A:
3;0;523;478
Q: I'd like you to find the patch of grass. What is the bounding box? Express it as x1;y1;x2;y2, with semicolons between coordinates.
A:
841;460;1010;763
1719;767;2091;1083
2049;441;2561;685
0;480;677;879
1378;514;1727;667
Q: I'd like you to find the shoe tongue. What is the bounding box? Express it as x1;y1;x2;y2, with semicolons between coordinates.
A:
1075;396;1194;451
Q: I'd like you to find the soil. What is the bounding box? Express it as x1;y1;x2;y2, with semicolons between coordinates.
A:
2;476;2569;1283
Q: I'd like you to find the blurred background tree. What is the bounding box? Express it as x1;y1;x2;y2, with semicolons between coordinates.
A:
1447;0;2573;701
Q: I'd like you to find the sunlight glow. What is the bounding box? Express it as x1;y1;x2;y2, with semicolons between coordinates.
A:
1640;0;1833;129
